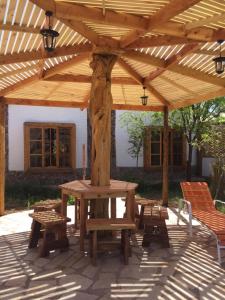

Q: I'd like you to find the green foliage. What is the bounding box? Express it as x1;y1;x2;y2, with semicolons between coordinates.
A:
67;195;75;205
119;112;152;166
201;125;225;199
5;180;60;209
151;97;225;179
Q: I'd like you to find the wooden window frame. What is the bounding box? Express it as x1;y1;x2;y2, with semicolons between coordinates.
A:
24;122;76;172
144;126;186;170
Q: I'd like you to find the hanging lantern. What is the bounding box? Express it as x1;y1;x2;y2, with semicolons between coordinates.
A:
40;11;59;52
213;40;225;75
140;86;148;106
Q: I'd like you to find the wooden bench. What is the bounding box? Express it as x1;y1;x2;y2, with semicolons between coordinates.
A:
135;198;161;229
29;211;71;257
31;199;62;213
142;206;169;248
86;218;136;266
179;182;225;264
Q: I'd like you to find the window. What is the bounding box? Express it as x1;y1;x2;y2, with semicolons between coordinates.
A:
24;123;75;171
144;127;185;169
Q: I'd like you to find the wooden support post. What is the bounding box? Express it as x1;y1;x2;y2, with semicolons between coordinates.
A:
0;101;5;216
89;53;117;218
162;106;169;206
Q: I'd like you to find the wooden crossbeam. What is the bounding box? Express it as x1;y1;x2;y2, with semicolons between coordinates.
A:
3;97;87;108
153;22;225;43
3;97;164;111
45;74;139;85
120;0;201;47
1;23;41;34
194;49;225;57
172;88;225;109
43;53;89;79
127;36;199;49
0;54;89;97
0;74;40;97
0;43;92;66
0;65;38;80
30;0;119;47
145;43;200;82
123;50;225;87
117;58;171;107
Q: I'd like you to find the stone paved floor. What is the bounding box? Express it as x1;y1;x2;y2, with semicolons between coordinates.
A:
0;201;225;300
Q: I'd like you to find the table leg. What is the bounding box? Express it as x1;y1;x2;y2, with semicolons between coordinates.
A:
61;192;68;217
126;191;135;221
79;196;85;252
111;198;116;218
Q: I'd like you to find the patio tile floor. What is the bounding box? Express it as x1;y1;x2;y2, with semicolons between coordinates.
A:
0;201;225;300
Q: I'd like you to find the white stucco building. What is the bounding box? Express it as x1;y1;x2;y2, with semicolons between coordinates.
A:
7;105;213;177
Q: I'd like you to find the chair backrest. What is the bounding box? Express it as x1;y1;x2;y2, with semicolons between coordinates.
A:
180;182;214;211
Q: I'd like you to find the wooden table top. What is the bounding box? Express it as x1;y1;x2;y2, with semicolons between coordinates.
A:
59;179;138;196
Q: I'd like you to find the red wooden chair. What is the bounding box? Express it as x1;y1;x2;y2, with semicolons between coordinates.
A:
178;182;225;264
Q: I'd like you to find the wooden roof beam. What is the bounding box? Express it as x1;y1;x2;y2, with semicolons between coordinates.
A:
172;88;225;109
153;22;225;43
127;36;201;49
145;43;200;81
0;74;40;97
45;74;140;85
0;43;92;65
0;54;89;97
120;0;201;47
1;23;41;34
3;97;87;109
3;96;164;111
185;12;225;30
123;50;225;87
43;53;89;79
117;58;171;107
0;65;38;80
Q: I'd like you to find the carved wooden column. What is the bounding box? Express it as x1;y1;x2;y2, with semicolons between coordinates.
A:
89;53;117;217
162;106;169;206
0;101;5;216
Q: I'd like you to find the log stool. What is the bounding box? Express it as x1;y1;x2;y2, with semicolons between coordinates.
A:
86;218;136;266
142;206;170;248
29;211;71;257
31;199;62;213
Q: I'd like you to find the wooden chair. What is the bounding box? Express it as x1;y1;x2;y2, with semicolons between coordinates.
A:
178;182;225;264
86;218;136;266
29;211;71;257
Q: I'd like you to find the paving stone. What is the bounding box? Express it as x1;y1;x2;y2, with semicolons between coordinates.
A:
58;274;93;290
4;275;28;287
91;273;117;290
82;264;100;278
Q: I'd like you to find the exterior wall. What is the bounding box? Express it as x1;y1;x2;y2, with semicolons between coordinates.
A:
7;106;202;171
8;105;87;171
115;110;143;167
202;157;215;177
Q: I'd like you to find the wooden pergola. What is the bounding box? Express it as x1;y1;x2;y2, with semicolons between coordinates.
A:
0;0;225;216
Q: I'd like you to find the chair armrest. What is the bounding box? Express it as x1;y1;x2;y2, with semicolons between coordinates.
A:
178;198;191;208
214;199;225;206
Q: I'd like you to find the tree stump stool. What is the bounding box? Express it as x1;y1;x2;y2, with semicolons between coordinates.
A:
86;218;136;266
142;206;170;248
29;211;71;257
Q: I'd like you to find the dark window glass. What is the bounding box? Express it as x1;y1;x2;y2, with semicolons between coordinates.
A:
30;128;42;140
59;128;71;167
44;128;57;167
30;141;42;154
151;155;160;166
30;155;42;167
151;130;160;142
151;143;160;154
